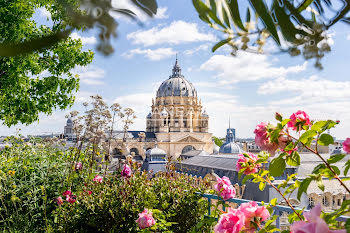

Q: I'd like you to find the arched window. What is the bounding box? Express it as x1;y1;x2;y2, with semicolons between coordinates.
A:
130;148;139;155
182;145;195;154
113;148;122;155
323;196;330;207
309;197;315;208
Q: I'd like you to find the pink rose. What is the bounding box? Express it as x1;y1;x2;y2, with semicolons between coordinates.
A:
343;138;350;154
136;208;156;229
66;195;76;204
56;196;63;206
238;201;270;232
121;164;132;178
254;122;279;155
236;153;261;175
75;162;82;170
291;204;346;233
62;190;72;196
287;110;311;131
214;208;245;233
215;176;236;200
93;175;103;183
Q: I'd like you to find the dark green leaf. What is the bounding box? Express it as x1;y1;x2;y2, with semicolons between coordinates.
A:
312;163;326;174
297;177;312;200
248;0;280;45
227;0;247;31
297;0;314;12
246;8;251;23
327;154;346;164
131;0;157;16
331;166;340;175
286;151;300;167
344;160;350;176
212;38;232;52
269;156;286;177
318;133;334;146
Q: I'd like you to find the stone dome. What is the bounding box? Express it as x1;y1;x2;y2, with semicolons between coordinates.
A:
146;146;166;161
156;58;197;97
219;142;243;154
66;118;73;124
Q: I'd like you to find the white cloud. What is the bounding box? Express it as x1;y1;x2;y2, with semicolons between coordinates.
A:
122;48;176;61
38;8;51;18
74;66;105;85
70;32;97;45
127;20;216;46
200;52;307;85
114;93;154;130
184;44;210;55
347;34;350;40
154;7;168;19
258;76;350;105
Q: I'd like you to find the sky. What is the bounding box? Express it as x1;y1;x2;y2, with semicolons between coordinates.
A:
1;0;350;140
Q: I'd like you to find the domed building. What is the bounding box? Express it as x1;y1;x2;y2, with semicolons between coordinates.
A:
145;58;213;158
219;123;243;154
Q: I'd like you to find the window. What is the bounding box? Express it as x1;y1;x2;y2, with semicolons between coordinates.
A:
309;197;315;208
338;199;342;206
323;196;329;207
183;120;187;128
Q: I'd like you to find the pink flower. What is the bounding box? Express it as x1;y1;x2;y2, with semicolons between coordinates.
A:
288;110;311;131
236;153;261;175
62;190;72;196
56;196;63;206
75;162;82;170
215;176;236;200
343;138;350;154
66;195;76;204
136;208;156;229
254;122;279;155
214;208;245;233
121;164;132;178
290;204;346;233
238;201;270;232
93;175;103;183
87;190;92;195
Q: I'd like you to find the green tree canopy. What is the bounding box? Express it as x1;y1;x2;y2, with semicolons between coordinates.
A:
0;0;93;126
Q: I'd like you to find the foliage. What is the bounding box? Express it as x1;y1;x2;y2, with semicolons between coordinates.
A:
192;0;350;69
0;0;94;126
213;136;224;147
0;0;158;57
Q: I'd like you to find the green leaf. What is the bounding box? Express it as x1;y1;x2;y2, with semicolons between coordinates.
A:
344;160;350;176
275;112;283;122
297;177;312;200
281;119;290;127
331;166;340;175
246;8;251;23
226;0;247;31
286;151;300;167
242;174;254;184
297;0;314;12
259;181;266;191
212;38;232;52
270;198;277;206
248;0;280;45
131;0;158;16
299;130;317;145
269;156;286;177
312;163;326;174
317;176;325;191
318;134;334;146
327;154;346;164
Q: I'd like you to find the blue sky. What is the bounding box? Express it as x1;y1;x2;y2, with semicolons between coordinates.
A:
1;0;350;139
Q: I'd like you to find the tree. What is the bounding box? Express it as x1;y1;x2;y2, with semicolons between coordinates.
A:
0;0;94;126
192;0;350;69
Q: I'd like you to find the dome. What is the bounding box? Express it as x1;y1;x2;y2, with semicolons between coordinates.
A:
146;146;166;161
202;109;209;117
66;118;73;124
219;142;243;154
147;112;152;119
156;58;197;97
213;143;220;154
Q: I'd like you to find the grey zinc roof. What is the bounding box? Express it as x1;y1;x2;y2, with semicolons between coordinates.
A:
179;154;239;171
112;130;156;139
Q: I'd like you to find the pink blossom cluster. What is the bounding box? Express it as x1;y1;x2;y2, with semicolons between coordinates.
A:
291;204;346;233
287;110;311;131
136;208;156;229
214;201;269;233
121;164;132;178
93;175;103;183
215;176;236;201
236;153;261;175
57;190;76;205
75;162;82;171
254;122;279;155
343;138;350;154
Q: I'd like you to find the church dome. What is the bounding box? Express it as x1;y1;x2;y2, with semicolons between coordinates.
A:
213;143;220;154
156;58;197;98
146;146;166;161
219;142;243;154
67;118;73;124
